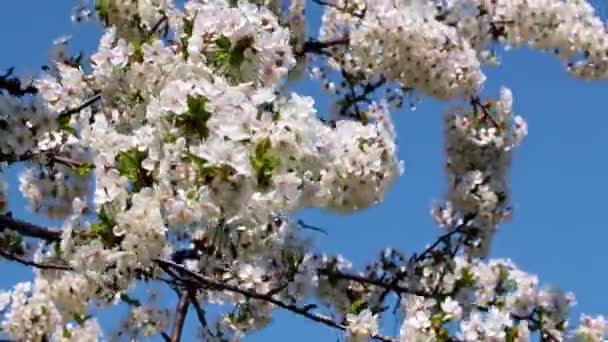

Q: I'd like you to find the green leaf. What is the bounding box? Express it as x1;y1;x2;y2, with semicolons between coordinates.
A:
8;234;22;248
347;298;367;315
185;153;235;185
73;162;95;176
454;268;475;289
215;36;232;51
54;242;62;256
116;148;151;191
250;137;280;189
209;35;253;78
498;264;509;282
90;222;109;240
131;39;144;63
90;206;120;247
186;152;208;170
435;326;449;342
180;17;194;58
187;95;211;120
72;312;92;325
58;115;77;136
431;312;446;324
505;326;516;342
94;0;111;23
186;188;199;200
163;132;177;143
171;95;212;139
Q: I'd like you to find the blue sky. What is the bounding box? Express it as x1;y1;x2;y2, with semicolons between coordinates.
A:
1;1;608;341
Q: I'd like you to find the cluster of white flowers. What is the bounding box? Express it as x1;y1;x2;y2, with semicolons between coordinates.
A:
394;256;586;341
485;0;608;79
182;0;296;86
433;87;527;257
319;0;608;101
0;0;607;341
0;93;57;159
346;308;379;341
349;0;485;99
0;276;102;342
19;162;89;219
92;0;173;40
119;305;171;338
572;314;608;341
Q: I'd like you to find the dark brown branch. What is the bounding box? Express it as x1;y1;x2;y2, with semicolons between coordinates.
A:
471;96;500;130
187;291;208;328
149;15;169;36
57;93;101;120
298;37;349;57
170;291;189;342
3;150;87;169
0;68;37;97
318;269;433;298
0;248;71;271
0;214;61;242
414;213;475;263
155;259;397;342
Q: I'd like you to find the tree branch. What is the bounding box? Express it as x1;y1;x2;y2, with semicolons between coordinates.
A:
0;214;61;242
298;37;349;57
0;248;71;271
187;290;207;328
170;291;189;342
57;93;101;120
0;68;37;97
414;213;475;263
155;259;397;342
471;96;500;130
318;268;433;298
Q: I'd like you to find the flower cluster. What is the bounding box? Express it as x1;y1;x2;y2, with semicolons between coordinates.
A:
434;87;527;257
0;276;102;342
183;0;296;86
0;93;58;160
350;1;485;99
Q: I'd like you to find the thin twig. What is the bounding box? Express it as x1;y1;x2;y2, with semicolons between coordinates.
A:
471;96;500;129
415;214;475;263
